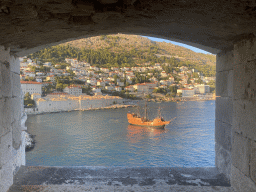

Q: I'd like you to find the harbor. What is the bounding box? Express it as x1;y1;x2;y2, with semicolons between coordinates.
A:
25;100;215;167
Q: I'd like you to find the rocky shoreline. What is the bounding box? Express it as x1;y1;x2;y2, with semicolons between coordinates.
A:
24;131;35;152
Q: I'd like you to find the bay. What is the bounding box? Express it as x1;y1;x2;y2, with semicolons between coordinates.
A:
26;100;215;167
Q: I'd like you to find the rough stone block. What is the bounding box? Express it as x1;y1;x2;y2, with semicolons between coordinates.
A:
231;164;256;192
232;132;250;176
0;64;2;99
216;71;228;97
233;99;256;140
250;140;256;183
0;46;10;63
12;131;26;176
0;61;12;98
215;120;231;151
0;160;13;192
11;72;21;98
215;142;231;180
234;37;256;65
0;98;13;138
215;97;233;125
233;60;256;101
21;114;27;131
227;70;233;98
0;132;12;168
216;50;234;72
11;96;21;122
10;55;20;74
10;97;22;150
216;70;233;97
12;120;22;150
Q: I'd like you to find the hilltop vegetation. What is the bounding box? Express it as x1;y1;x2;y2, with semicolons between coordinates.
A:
63;34;216;66
28;34;216;77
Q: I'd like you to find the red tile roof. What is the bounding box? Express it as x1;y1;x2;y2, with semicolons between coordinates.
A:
20;81;42;84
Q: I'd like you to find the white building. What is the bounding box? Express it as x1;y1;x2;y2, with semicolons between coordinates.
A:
21;81;42;95
46;75;55;82
117;82;124;86
177;88;195;97
31;93;41;100
97;80;105;87
63;85;82;96
133;82;157;93
92;86;102;95
24;71;35;77
194;84;210;94
43;62;51;67
160;71;168;77
115;86;122;92
125;85;135;92
100;68;109;73
105;86;114;91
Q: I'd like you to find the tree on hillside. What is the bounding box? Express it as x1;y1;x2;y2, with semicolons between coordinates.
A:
24;92;35;107
195;78;204;84
113;74;118;85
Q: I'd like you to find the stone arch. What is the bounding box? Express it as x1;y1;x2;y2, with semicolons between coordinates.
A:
1;0;256;191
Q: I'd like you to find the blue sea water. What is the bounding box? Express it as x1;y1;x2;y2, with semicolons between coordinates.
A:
26;100;215;167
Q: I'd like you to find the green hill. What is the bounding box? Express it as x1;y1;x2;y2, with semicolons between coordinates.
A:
63;34;216;66
28;34;216;77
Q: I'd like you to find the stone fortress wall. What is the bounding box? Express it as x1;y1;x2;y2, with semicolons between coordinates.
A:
25;95;124;114
0;46;26;192
1;0;256;191
2;38;256;191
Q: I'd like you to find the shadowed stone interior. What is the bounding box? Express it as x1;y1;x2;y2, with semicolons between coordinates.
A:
0;0;255;56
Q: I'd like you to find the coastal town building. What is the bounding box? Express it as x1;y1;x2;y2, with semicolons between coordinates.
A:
115;86;122;92
23;71;35;77
63;85;82;96
194;84;210;94
46;75;55;82
177;88;195;97
31;93;41;100
117;82;124;86
97;80;105;87
160;71;167;77
92;86;102;95
125;85;135;92
21;81;42;95
105;86;114;91
35;77;43;83
133;82;157;93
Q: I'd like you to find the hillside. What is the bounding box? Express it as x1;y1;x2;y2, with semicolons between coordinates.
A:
28;34;216;77
63;34;216;66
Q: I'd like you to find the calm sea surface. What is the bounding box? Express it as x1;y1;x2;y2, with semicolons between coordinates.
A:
26;100;215;167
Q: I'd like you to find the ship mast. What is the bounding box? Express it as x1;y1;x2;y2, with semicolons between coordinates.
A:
158;107;161;118
136;105;141;117
145;100;148;120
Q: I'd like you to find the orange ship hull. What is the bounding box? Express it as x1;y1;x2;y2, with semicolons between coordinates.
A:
127;113;170;129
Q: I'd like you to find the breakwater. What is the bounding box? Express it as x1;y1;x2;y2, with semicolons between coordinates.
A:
25;104;135;115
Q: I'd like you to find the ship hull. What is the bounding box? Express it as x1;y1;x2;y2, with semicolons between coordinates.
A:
127;113;170;129
128;123;166;129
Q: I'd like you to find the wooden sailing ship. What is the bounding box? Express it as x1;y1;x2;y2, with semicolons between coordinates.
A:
127;101;170;129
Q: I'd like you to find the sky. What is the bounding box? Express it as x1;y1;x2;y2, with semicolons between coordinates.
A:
142;36;212;55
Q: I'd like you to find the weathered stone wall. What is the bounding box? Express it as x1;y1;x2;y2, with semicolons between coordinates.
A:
230;36;256;191
0;46;25;192
215;50;234;180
